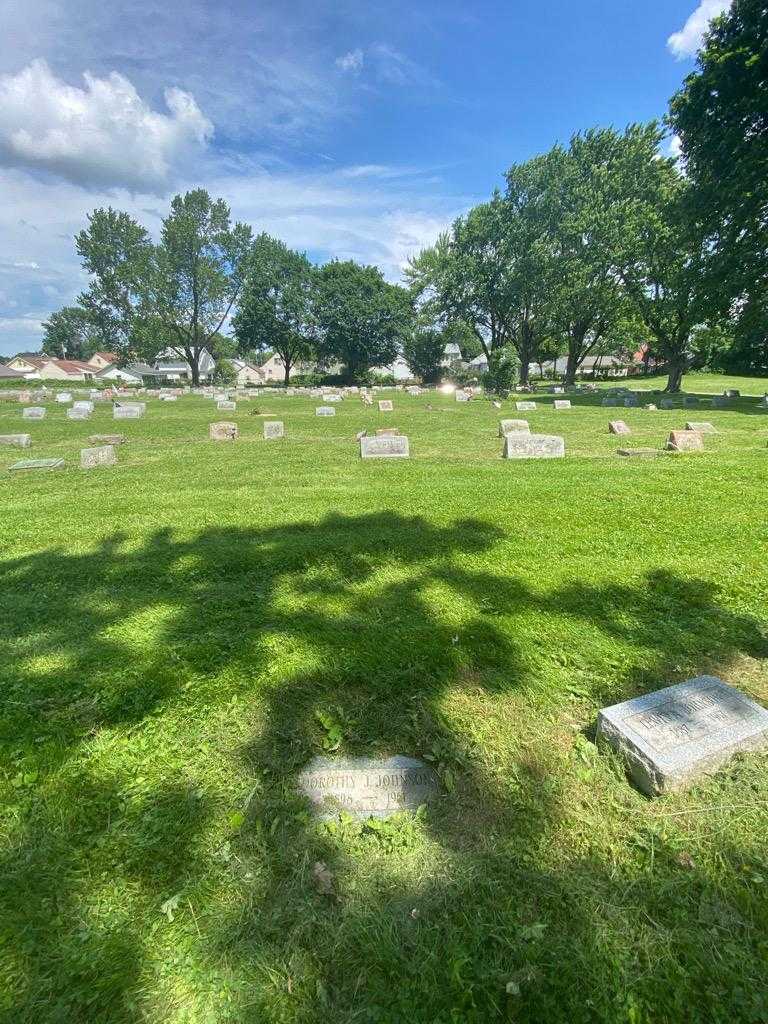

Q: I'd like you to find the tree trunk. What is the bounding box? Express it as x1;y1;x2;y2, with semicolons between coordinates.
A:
283;356;292;386
519;358;530;386
665;359;685;393
564;346;580;386
189;350;200;386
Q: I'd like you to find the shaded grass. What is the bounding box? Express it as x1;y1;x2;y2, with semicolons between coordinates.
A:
1;385;768;1023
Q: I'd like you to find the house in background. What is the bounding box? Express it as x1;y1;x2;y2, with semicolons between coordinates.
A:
374;355;412;381
7;355;97;380
96;363;148;384
154;347;216;381
87;351;119;370
440;342;464;368
0;363;27;379
230;358;264;387
6;354;45;376
258;353;299;381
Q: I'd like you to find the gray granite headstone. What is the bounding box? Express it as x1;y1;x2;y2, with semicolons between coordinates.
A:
55;392;72;403
503;432;564;459
515;401;537;411
217;400;236;412
0;433;31;447
114;404;143;419
685;421;717;434
499;419;530;436
378;400;394;412
617;447;662;458
9;458;64;471
316;406;336;416
360;435;409;458
263;420;284;439
298;755;439;818
597;676;768;795
89;434;126;445
67;407;91;420
209;421;238;440
22;407;46;420
80;445;117;469
554;399;571;409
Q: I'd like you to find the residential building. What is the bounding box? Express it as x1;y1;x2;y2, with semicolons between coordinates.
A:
230;359;264;387
87;351;119;370
0;364;26;379
96;364;147;384
154;347;216;380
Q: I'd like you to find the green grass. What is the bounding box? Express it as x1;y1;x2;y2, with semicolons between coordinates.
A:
1;381;767;1024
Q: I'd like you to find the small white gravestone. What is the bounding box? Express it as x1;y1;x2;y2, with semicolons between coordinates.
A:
55;392;72;404
9;457;64;471
406;386;421;396
360;434;410;459
553;399;571;410
73;401;94;413
316;406;336;416
597;676;768;795
685;421;717;434
0;433;31;448
645;404;658;411
298;755;438;818
499;419;530;436
67;406;91;420
209;421;238;441
263;420;284;440
22;407;46;420
217;400;236;412
324;393;343;403
503;433;564;459
609;420;631;435
666;430;703;453
114;406;141;420
515;401;537;411
80;445;117;470
378;400;394;412
455;391;470;402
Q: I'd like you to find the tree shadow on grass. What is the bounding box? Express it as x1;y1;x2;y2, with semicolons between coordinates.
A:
1;514;767;1022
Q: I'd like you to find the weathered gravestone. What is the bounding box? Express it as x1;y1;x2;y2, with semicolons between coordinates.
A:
499;419;530;436
209;421;239;441
89;434;126;445
80;445;117;469
596;676;768;795
609;420;631;435
503;432;564;459
617;448;662;458
55;392;72;403
554;399;571;410
685;421;717;434
114;404;144;419
263;420;284;440
378;400;394;412
455;391;471;402
324;394;343;403
297;755;439;818
666;430;704;452
316;406;336;416
22;407;46;420
73;401;94;413
360;434;410;459
0;433;31;447
67;406;91;420
9;458;64;471
515;401;537;411
217;400;236;412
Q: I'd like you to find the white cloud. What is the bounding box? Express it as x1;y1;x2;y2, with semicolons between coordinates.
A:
335;49;364;74
668;0;731;59
0;60;213;192
0;316;43;335
669;135;683;159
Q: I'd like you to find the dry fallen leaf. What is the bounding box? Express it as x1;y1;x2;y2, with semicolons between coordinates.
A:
677;851;695;870
312;861;335;897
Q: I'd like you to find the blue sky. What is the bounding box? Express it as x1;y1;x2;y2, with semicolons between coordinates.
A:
0;0;729;355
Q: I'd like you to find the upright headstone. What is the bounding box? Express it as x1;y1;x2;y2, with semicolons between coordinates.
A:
499;419;530;436
263;420;284;439
503;433;564;459
209;421;239;441
554;399;571;410
55;392;72;404
609;420;631;435
217;400;236;412
67;406;91;420
360;435;410;459
297;755;439;819
316;406;336;416
597;676;768;795
455;391;471;402
0;434;31;447
378;400;394;412
666;430;704;452
685;421;717;434
515;401;537;412
72;400;94;413
80;445;117;469
22;407;46;420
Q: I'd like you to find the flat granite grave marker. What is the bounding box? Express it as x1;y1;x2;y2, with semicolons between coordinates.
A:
298;755;439;818
609;420;631;435
89;434;126;445
316;406;336;416
360;434;410;459
263;420;284;439
666;430;703;452
0;433;31;447
67;407;91;420
22;407;46;420
209;421;239;441
114;404;144;419
499;419;530;436
378;400;394;412
503;432;564;459
55;392;72;404
554;399;571;410
685;421;717;434
617;448;661;458
80;445;117;469
597;676;768;795
9;458;64;471
217;400;236;412
515;401;537;411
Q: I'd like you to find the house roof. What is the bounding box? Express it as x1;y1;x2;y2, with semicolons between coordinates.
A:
124;362;157;376
13;351;44;360
47;359;95;375
0;364;25;378
92;351;118;362
12;356;46;368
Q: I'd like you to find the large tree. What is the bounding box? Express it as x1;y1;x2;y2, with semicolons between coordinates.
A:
668;0;768;372
233;234;316;384
402;329;446;383
149;190;254;384
41;305;105;361
313;261;413;382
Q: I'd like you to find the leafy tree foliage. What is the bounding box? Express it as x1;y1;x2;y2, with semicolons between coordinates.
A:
41;306;105;360
233;234;316;384
314;261;413;382
403;330;445;383
484;344;520;396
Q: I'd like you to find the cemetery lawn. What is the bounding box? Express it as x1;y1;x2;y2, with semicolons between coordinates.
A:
2;381;768;1024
